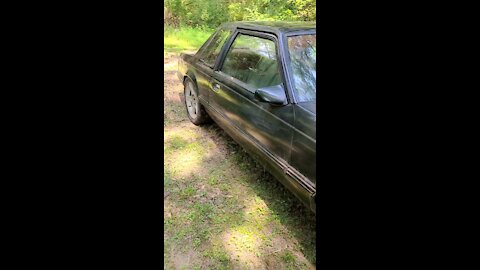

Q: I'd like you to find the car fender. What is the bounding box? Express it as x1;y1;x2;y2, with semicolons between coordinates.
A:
183;70;199;96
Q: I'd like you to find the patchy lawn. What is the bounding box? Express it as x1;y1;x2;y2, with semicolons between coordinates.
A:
164;27;316;269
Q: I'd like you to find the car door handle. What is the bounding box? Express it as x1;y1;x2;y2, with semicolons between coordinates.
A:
212;83;221;92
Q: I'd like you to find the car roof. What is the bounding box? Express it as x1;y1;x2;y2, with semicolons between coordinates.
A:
220;21;316;34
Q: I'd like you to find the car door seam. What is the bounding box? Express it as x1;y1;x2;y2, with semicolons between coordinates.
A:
296;103;315;116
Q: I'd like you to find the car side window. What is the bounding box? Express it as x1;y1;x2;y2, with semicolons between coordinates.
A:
198;29;231;68
221;34;282;90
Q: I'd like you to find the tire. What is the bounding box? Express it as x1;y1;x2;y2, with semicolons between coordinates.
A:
184;78;210;125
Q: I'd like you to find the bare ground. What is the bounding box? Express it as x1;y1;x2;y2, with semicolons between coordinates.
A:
164;51;316;270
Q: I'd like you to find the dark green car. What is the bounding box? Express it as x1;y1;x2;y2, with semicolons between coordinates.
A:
177;21;316;213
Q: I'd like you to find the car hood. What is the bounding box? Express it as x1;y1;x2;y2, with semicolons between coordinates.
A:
297;101;316;115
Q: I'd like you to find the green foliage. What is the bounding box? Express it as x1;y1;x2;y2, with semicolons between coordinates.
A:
165;0;230;28
164;26;214;53
281;250;296;263
164;0;316;28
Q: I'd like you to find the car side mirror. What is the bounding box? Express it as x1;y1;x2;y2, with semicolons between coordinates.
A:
254;84;287;106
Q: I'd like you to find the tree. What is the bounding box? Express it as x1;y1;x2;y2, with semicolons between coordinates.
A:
164;0;316;28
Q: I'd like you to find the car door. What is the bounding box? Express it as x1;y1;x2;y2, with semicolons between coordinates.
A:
192;28;232;104
208;30;294;163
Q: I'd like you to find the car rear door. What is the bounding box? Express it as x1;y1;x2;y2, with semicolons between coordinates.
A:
208;30;294;163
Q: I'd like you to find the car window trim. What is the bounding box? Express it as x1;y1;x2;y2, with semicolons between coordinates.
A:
197;28;232;69
215;29;292;104
198;58;214;69
195;29;219;59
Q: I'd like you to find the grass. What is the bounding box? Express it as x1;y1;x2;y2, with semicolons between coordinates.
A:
164;26;214;54
163;29;316;269
163;124;316;269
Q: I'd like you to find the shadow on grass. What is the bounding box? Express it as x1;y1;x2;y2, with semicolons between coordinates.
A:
201;123;317;265
164;122;316;268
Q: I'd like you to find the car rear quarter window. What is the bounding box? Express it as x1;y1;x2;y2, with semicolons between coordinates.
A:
221;34;282;91
198;29;231;68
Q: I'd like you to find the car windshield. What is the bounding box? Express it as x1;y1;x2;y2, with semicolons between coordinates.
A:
287;34;316;102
